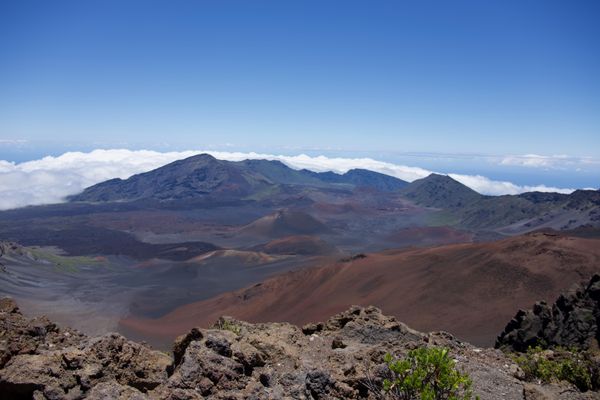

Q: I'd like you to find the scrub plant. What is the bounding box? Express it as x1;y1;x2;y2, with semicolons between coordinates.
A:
376;347;477;400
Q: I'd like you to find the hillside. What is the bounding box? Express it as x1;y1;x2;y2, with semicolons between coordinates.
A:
65;153;600;236
463;190;600;231
120;232;600;347
398;173;600;231
301;168;408;191
400;173;482;208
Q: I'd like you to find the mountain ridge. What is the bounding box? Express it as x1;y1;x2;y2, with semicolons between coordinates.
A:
69;154;408;203
400;173;482;208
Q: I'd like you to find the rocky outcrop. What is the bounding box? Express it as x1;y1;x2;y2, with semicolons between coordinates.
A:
1;298;597;399
0;298;171;399
496;274;600;352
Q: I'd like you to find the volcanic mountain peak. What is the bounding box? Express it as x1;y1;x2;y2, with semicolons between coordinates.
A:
68;153;258;202
69;154;408;203
136;153;224;181
239;209;331;238
168;152;218;166
401;173;481;208
411;173;474;191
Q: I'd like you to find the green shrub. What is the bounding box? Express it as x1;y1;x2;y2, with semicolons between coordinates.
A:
380;347;477;400
512;346;597;392
215;319;241;335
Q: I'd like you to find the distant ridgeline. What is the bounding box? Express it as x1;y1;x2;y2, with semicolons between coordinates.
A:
69;153;600;232
68;154;408;202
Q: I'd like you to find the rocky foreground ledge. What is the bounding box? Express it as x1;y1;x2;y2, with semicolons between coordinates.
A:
0;298;596;400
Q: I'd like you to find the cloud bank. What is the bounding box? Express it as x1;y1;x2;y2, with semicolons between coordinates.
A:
499;154;600;169
0;149;577;210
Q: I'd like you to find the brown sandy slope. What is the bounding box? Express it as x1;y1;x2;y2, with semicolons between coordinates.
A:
120;231;600;347
385;226;474;247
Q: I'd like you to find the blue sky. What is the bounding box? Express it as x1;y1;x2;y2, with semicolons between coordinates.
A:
0;1;599;189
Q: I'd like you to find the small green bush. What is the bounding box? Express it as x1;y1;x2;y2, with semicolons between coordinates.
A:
215;319;241;335
381;347;477;400
513;346;598;392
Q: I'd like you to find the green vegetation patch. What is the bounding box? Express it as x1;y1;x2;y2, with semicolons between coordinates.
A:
512;346;600;392
373;347;477;400
425;211;460;227
215;319;242;335
27;247;107;272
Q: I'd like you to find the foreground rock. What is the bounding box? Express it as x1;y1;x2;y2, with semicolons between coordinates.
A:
0;298;171;399
496;274;600;352
0;298;596;399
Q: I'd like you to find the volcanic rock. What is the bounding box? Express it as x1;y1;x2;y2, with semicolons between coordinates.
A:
496;274;600;352
1;297;598;399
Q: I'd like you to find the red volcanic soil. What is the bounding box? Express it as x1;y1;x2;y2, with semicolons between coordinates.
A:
120;232;600;347
386;226;474;247
252;235;337;256
238;209;331;238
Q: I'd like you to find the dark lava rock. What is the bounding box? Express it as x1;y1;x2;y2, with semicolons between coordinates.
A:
331;336;347;349
305;370;334;399
496;274;600;352
205;335;233;357
172;327;203;368
302;322;324;335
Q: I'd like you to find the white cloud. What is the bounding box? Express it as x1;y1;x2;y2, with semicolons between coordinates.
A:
499;154;599;169
0;139;28;145
448;174;574;196
0;149;579;210
206;151;433;182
